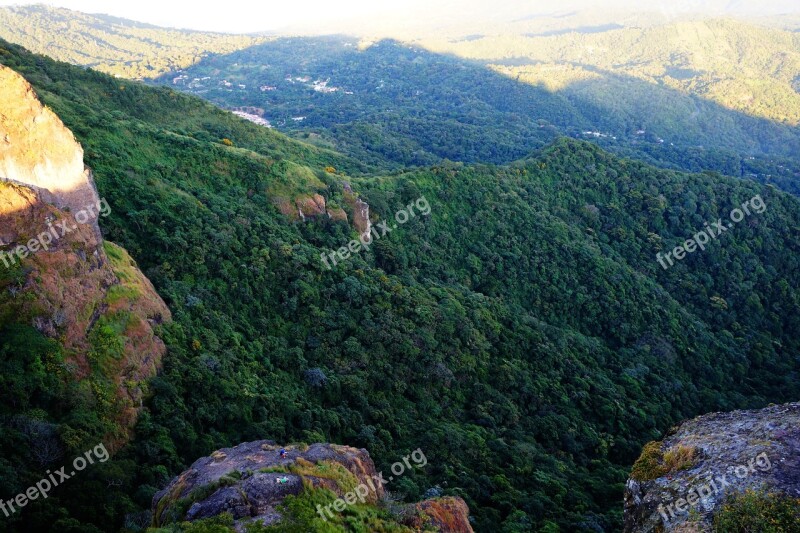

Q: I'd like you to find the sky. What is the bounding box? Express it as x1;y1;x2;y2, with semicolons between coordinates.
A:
0;0;797;34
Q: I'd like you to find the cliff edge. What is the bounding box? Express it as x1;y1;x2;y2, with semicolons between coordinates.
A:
624;402;800;532
0;64;98;214
0;65;171;448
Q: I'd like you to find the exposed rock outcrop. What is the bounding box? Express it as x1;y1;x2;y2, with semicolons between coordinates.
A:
296;193;327;220
153;441;384;528
624;402;800;532
343;182;371;239
276;192;350;223
152;440;473;532
411;496;474;532
0;64;99;216
327;206;348;221
0;66;171;448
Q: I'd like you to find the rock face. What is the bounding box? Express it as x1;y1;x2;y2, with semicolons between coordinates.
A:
296;193;328;220
0;66;171;448
343;182;371;239
152;441;385;529
152;440;474;532
411;496;474;532
276;192;350;223
624;402;800;532
0;64;99;215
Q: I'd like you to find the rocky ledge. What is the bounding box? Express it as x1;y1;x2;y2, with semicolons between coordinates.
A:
624;402;800;532
152;440;473;532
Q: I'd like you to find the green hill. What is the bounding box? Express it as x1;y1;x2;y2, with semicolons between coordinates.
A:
146;20;800;194
433;19;800;126
2;7;799;194
1;38;800;533
0;4;266;79
155;29;800;194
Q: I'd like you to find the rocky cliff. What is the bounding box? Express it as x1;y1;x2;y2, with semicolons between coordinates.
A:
624;402;800;532
270;168;369;236
410;497;474;532
152;440;474;532
0;65;171;447
0;64;98;215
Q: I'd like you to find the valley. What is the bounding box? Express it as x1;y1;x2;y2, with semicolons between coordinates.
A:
0;3;799;532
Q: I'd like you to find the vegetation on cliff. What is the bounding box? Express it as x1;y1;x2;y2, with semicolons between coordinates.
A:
714;490;800;532
150;441;466;532
624;403;800;532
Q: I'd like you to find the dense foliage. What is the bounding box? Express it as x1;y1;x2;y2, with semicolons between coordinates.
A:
1;39;800;533
714;490;800;532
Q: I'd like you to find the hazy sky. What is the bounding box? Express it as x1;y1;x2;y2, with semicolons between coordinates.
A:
0;1;797;33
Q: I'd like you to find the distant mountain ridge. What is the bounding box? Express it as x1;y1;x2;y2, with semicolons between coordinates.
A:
429;18;800;125
0;4;266;78
2;6;800;195
160;30;800;195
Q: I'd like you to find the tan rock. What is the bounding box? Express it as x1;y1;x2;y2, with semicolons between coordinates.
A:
0;65;99;216
0;66;171;450
296;193;327;219
412;496;475;532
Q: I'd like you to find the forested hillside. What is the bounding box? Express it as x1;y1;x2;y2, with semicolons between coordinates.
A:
0;5;265;78
3;7;799;195
432;19;800;124
158;30;800;194
1;39;799;532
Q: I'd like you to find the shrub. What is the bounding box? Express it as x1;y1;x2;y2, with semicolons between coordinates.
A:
630;441;667;481
714;489;800;532
631;442;698;481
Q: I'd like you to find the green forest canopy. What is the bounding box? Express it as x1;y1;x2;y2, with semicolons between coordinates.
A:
0;37;799;533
